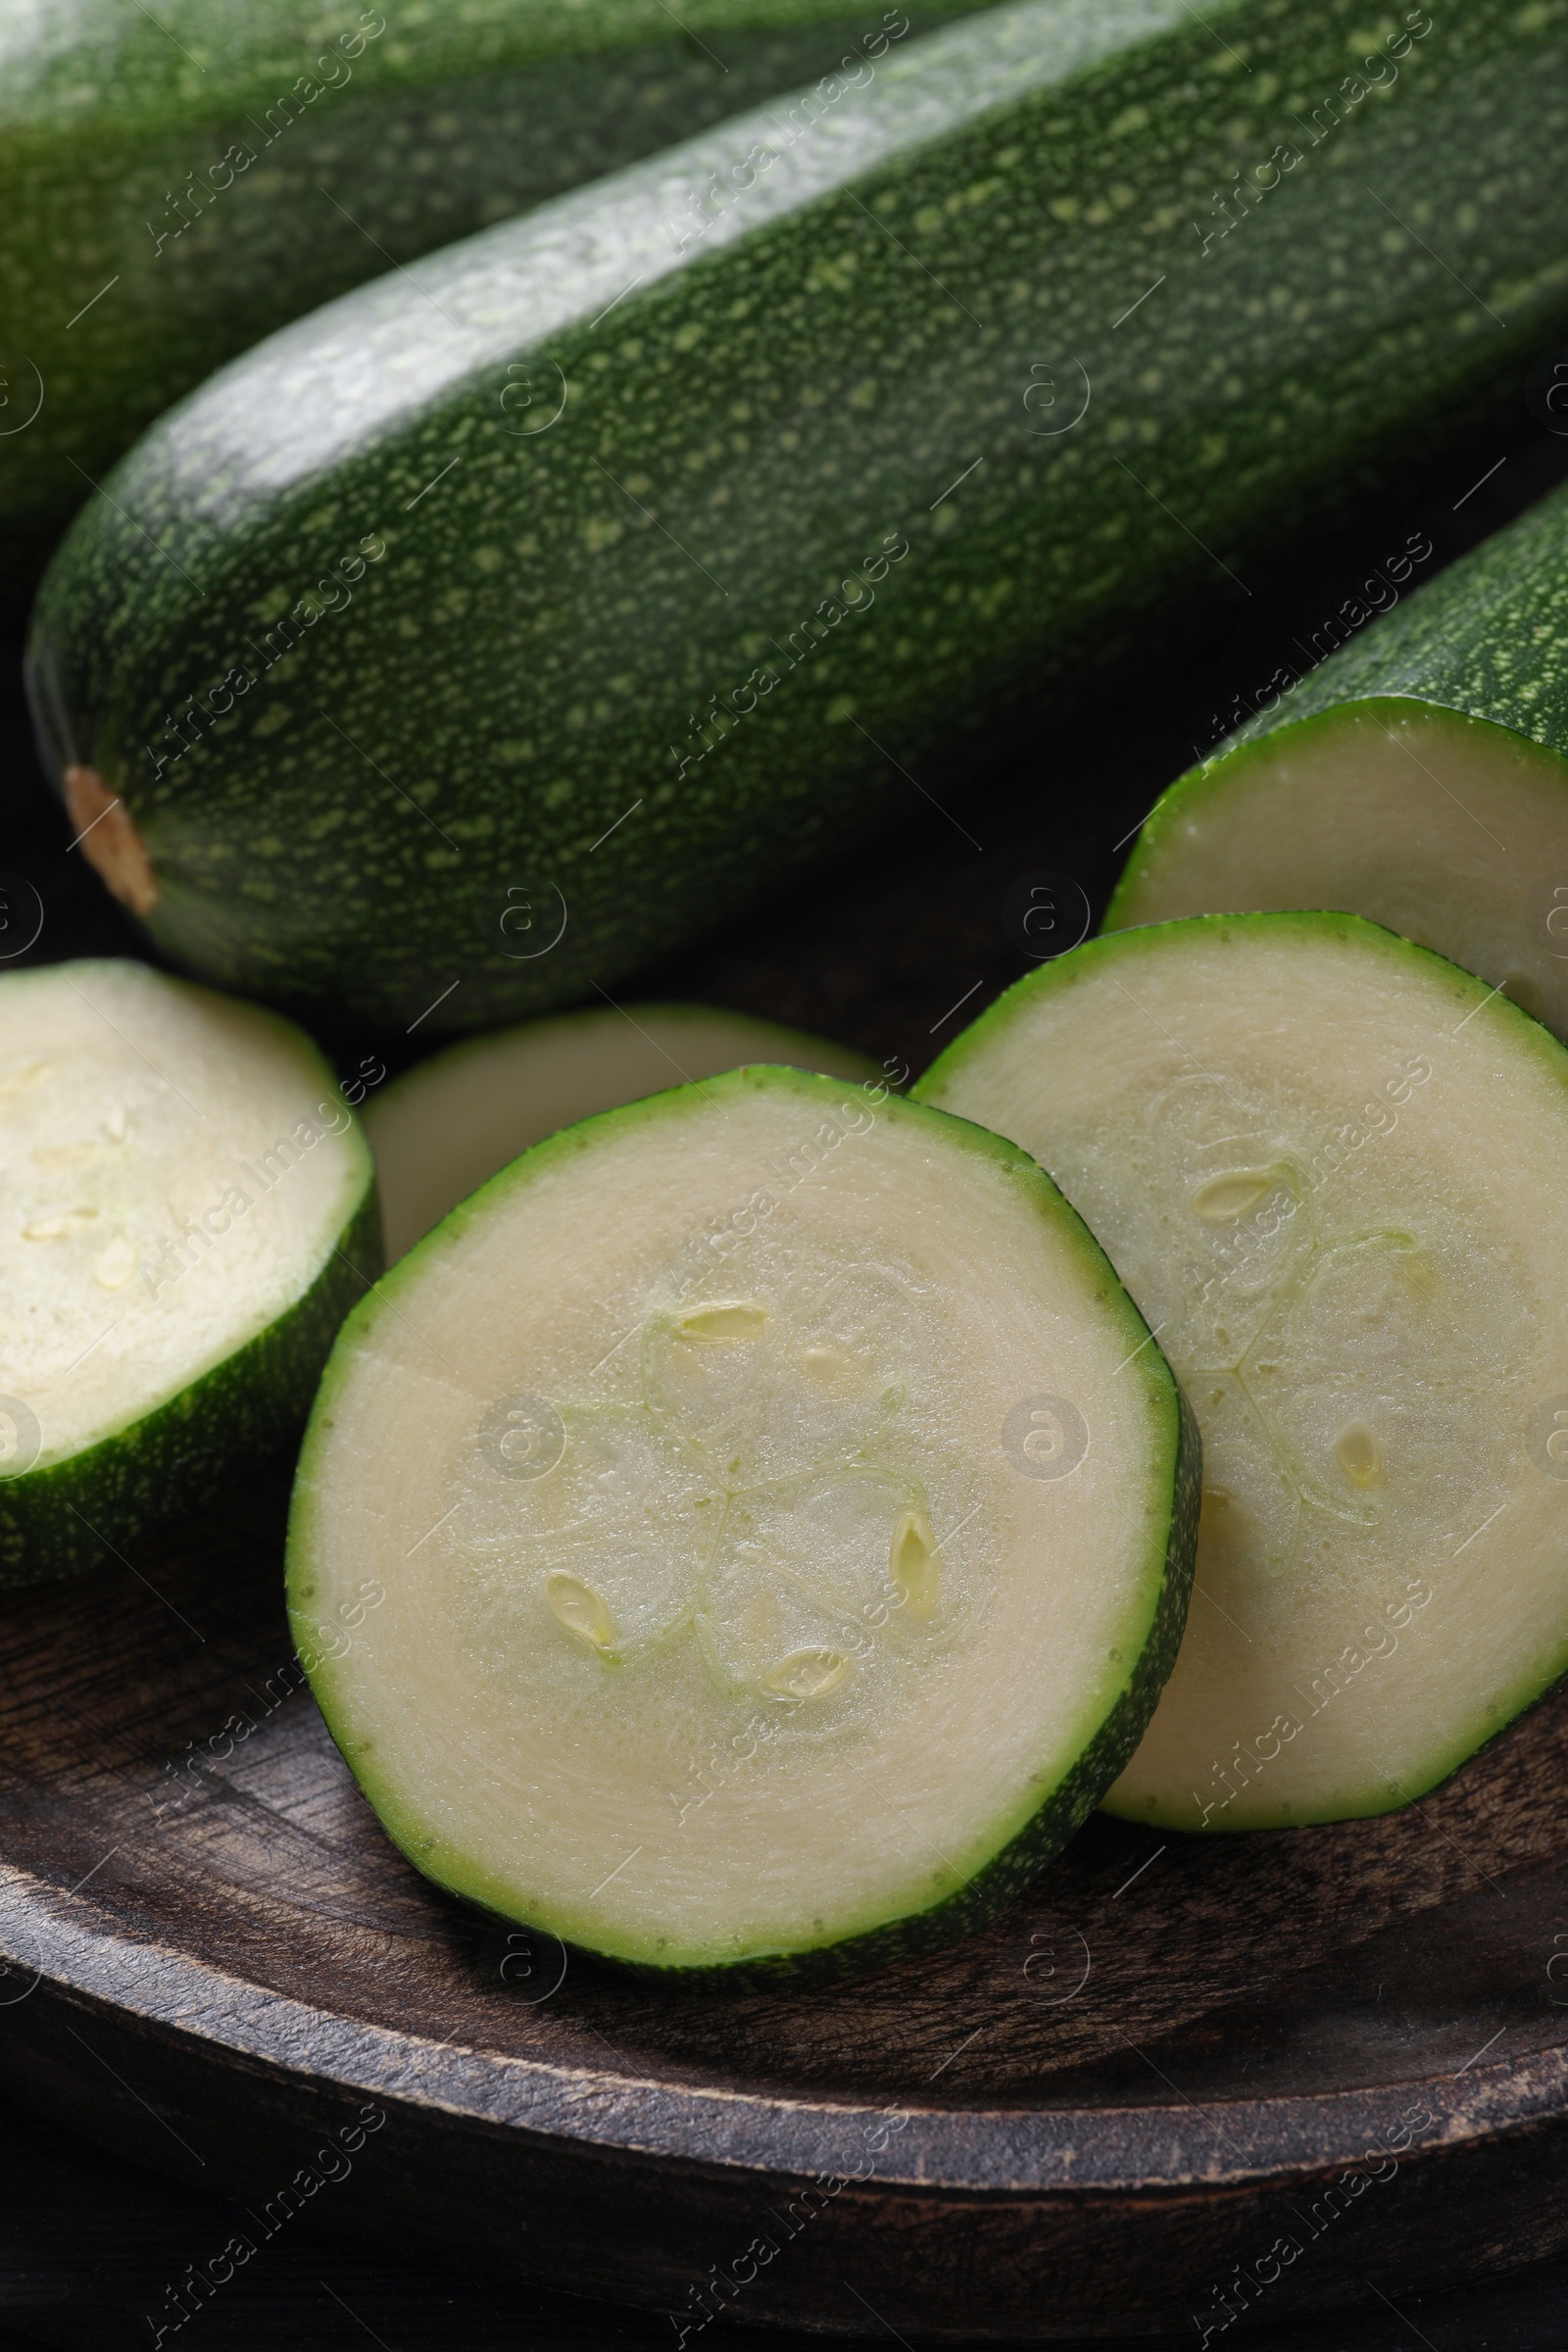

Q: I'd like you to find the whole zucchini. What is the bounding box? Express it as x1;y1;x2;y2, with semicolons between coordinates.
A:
1;0;962;593
28;0;1568;1037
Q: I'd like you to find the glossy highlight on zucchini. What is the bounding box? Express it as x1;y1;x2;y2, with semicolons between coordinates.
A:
1;0;966;597
28;0;1568;1033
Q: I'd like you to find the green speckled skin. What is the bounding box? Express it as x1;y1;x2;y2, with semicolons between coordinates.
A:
1;0;981;590
1218;475;1568;751
288;1066;1199;1983
1;1144;380;1589
28;0;1568;1035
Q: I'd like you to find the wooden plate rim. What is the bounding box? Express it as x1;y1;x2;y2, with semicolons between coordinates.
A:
5;1861;1561;2197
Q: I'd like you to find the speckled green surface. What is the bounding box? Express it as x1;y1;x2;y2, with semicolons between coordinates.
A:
1179;472;1568;759
27;0;1568;1034
1;0;981;582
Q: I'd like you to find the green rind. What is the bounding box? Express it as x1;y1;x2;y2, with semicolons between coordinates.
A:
1;1183;379;1589
287;1064;1198;1984
1;0;982;592
1106;477;1568;930
30;0;1568;1033
1105;700;1568;936
919;908;1568;1829
0;960;381;1587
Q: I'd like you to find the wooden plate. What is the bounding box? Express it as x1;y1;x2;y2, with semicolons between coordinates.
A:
2;1456;1568;2341
10;417;1568;2340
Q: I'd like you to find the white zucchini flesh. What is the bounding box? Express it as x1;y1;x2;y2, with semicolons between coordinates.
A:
288;1066;1192;1977
916;913;1568;1828
0;959;375;1583
1109;704;1568;1037
364;1003;876;1261
1;960;368;1462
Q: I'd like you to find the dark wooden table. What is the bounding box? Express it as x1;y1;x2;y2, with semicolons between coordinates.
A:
5;2081;1568;2351
5;381;1568;2351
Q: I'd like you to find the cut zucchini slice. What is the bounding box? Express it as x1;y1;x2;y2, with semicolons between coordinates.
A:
1107;480;1568;1036
917;914;1568;1829
1109;703;1568;1034
0;959;377;1585
287;1066;1196;1980
366;1004;876;1261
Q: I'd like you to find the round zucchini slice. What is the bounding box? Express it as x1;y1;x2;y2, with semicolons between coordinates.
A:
366;1004;876;1261
916;913;1568;1830
287;1066;1196;1981
0;959;377;1585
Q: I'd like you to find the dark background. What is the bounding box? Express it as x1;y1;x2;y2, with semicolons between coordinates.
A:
4;370;1568;2349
